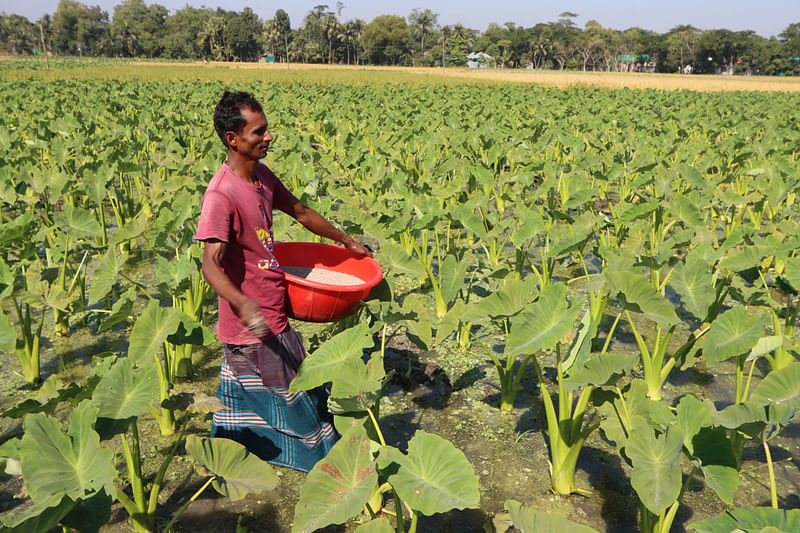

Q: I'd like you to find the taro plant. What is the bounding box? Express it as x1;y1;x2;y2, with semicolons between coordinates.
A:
0;356;279;533
0;258;71;386
288;323;480;532
46;203;102;335
595;386;740;533
156;245;214;380
711;362;800;509
127;300;181;436
466;274;541;412
0;400;116;533
500;282;610;494
602;251;727;401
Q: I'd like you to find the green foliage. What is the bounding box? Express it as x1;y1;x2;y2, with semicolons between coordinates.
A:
292;425;378;533
184;436;280;501
505;500;598;533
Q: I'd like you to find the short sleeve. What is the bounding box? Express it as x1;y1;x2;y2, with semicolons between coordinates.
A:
195;190;234;243
271;177;296;213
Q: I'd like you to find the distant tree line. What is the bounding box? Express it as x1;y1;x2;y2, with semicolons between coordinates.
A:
2;0;800;74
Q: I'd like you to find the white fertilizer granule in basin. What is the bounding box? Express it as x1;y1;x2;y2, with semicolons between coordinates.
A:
282;266;364;286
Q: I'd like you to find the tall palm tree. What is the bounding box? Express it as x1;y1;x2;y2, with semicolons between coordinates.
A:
324;13;338;63
408;8;438;53
337;21;355;65
349;18;365;65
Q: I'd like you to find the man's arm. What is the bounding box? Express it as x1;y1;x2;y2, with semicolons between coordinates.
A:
201;239;269;337
281;198;372;256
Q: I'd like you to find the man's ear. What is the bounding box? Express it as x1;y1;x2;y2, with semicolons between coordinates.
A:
225;131;238;151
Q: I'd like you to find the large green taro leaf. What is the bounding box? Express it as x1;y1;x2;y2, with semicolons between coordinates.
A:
98;287;136;333
328;353;386;415
0;257;14;300
718;245;764;273
53;204;102;238
377;431;479;516
668;258;715;322
562;308;598;374
127;300;181;365
167;312;215;347
0;495;76;532
699;462;739;506
292;425;377;533
506;499;598;533
0;211;33;247
439;253;470;307
782;256;800;292
91;358;159;438
563;352;638;392
0;310;17;354
376;241;426;278
463;275;539;321
59;489;113;533
81;167;111;207
510;208;545;245
749;362;800;409
505;283;583;357
626;423;683;515
688;507;800;533
88;248;129;304
678;163;709;191
604;269;679;327
19;401;115;505
155;254;193;293
703;307;766;365
675;395;713;454
108;212;148;247
670;195;705;228
185;436;278;501
289;323;374;393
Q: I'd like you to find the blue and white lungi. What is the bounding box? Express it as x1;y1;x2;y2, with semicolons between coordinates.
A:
211;327;338;472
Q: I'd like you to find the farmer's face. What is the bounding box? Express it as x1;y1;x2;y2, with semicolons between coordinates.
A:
228;107;273;160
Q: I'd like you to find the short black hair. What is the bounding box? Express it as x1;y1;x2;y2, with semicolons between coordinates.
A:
213;91;264;148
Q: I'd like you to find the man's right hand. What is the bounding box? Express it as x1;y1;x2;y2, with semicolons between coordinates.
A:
236;296;269;338
202;240;269;339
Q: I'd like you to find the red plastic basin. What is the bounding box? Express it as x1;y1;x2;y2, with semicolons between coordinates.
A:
273;242;383;322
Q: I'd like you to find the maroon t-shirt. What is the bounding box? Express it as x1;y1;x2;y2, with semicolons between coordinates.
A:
195;162;295;344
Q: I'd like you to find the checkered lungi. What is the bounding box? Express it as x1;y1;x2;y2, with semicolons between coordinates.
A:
210;327;338;472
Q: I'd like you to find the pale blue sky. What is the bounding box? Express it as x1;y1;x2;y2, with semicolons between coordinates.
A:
4;0;799;37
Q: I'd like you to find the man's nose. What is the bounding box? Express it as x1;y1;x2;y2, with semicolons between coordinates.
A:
264;130;273;141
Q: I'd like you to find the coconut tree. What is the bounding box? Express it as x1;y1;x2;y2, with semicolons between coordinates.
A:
408;8;438;53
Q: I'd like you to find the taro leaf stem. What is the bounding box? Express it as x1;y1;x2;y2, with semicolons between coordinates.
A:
147;425;186;516
764;440;778;508
408;510;419;533
161;477;215;532
120;420;150;531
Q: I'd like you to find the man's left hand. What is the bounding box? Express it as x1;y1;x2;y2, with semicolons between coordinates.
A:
344;239;373;257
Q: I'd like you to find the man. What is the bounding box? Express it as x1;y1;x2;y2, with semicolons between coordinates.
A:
196;90;370;472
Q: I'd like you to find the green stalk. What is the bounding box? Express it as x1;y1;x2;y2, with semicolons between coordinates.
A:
764;440;778;508
147;426;185;516
161;477;214;532
407;510;419;533
151;353;176;436
120;423;148;531
367;407;405;532
625;311;661;400
98;204;107;247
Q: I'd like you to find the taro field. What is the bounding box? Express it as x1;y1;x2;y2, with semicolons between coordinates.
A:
0;68;800;533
